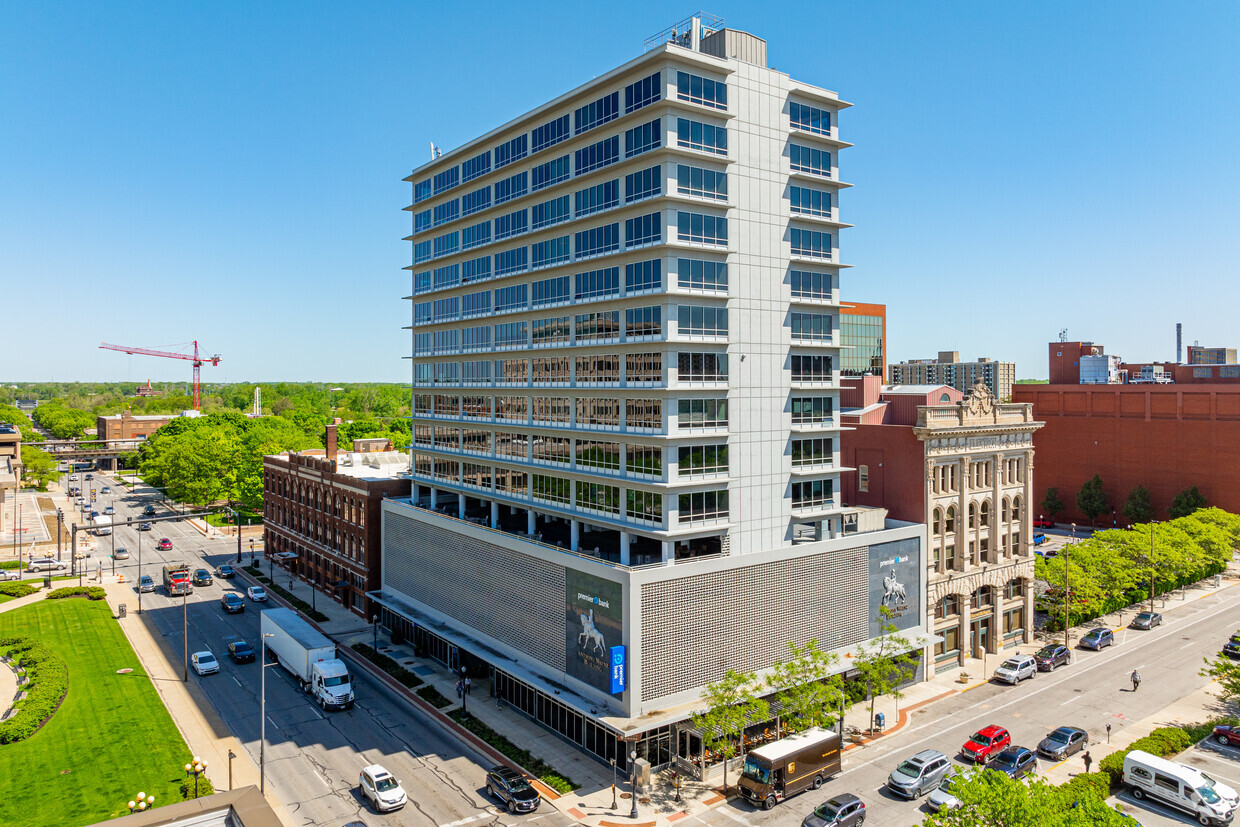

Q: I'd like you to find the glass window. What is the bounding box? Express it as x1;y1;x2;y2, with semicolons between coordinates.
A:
574;266;620;301
626;306;662;337
575;223;620;259
577;439;621;471
625;165;662;203
532;474;571;504
679;444;727;475
461;150;491;183
532;195;571;230
576;481;620;514
532;155;571;191
462;360;491;383
791;353;832;380
462;186;491;216
678;352;728;381
432;297;459;321
530;356;571;384
576;310;620;341
433;264;460;289
790;312;832;341
626;398;662;429
626;490;662;523
531;273;571;305
433;166;460;195
413;300;432;325
462;326;491;350
677;164;727;200
494;358;527;384
627;445;663;476
678;398;727;428
576;397;620;428
433;230;460;258
625;352;662;383
414;239;432;263
575;135;620;175
494;134;527;169
625;259;662;293
531;397;572;424
677;211;728;245
413;178;432;204
789;185;831;217
790;269;832;300
624;71;661;114
791;396;833;424
494;171;528;205
625;213;662;248
531;316;571;345
677;258;727;292
678;490;728;522
413;269;432;294
575;91;619;135
413;208;432;234
495;321;528;347
462;220;491;250
494;208;528;241
494;246;529;277
790;101;832;135
625;118;662;158
495;398;528;424
531;114;570;154
676;71;727;110
676;118;727;155
532;435;572;463
790;144;832;177
791;437;832;467
494;283;528;312
678;305;728;336
791;478;833;509
575;179;619;217
575;354;621;384
462;257;491;285
791;228;832;259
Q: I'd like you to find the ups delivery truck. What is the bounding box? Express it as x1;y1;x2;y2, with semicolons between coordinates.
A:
739;728;842;810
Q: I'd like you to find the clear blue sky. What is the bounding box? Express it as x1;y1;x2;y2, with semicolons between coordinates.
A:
3;1;1237;382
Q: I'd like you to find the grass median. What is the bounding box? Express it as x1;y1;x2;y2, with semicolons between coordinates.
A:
0;599;201;825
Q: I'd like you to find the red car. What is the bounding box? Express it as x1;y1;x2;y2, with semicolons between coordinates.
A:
156;538;173;551
1214;725;1240;747
1033;518;1055;529
961;725;1012;763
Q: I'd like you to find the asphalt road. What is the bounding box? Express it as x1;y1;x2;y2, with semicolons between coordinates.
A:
692;581;1240;827
65;472;578;827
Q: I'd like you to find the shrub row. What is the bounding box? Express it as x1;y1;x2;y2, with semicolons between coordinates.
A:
0;561;20;569
416;685;453;709
262;581;329;622
0;582;38;599
1097;726;1193;789
351;643;423;688
45;586;107;600
0;637;69;744
1184;716;1240;743
448;710;578;793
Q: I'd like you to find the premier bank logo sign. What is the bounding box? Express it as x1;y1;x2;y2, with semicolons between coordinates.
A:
577;592;611;609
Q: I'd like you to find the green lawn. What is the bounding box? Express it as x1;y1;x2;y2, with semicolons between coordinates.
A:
0;599;198;825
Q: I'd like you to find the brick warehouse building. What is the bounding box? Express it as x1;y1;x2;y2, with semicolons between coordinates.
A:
1013;342;1240;523
263;426;410;616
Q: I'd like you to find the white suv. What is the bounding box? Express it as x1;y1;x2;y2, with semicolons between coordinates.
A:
993;654;1037;685
28;558;69;573
359;765;407;812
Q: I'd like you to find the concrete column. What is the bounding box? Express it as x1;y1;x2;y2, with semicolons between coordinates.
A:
1022;450;1035;557
1022;581;1035;644
990;588;1004;654
458;497;466;519
662;540;674;565
570;520;580;551
430;488;438;508
491;500;500;528
959;594;972;667
510;505;518;516
527;510;536;535
619;531;630;564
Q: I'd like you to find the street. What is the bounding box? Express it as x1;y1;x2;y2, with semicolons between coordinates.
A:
69;473;579;827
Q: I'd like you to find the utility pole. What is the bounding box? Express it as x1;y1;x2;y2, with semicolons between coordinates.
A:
1064;523;1075;649
183;591;189;682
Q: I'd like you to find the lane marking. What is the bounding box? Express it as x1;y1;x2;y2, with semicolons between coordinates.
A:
713;805;755;827
439;815;487;827
232;676;243;688
312;708;323;720
266;716;280;730
1059;695;1081;705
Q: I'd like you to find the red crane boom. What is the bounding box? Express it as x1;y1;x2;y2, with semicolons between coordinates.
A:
99;341;222;410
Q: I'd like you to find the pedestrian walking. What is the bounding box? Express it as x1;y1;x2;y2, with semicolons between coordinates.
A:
455;679;463;698
1083;751;1093;773
1131;670;1141;692
464;676;472;695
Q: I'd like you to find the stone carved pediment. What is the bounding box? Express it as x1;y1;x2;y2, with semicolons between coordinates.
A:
962;380;996;417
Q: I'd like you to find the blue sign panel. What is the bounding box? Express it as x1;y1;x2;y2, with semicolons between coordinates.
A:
609;645;626;694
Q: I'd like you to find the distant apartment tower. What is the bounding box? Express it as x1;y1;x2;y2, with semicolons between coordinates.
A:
1187;346;1237;365
889;352;1015;401
840;302;886;376
377;15;928;777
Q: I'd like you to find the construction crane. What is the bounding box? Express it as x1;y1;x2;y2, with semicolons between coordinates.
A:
99;341;221;410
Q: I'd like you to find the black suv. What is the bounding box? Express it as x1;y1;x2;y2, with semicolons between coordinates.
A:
193;569;213;587
142;505;157;517
486;766;541;814
221;593;245;614
1033;644;1071;672
229;640;256;664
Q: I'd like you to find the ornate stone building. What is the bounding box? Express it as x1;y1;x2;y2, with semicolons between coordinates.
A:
916;382;1043;672
841;377;1043;676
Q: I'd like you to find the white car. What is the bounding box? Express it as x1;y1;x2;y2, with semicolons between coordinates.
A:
191;651;219;676
246;586;268;602
928;767;979;812
28;558;69;572
359;764;407;812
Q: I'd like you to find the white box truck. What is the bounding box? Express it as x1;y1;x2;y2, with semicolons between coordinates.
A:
260;607;355;710
92;515;113;536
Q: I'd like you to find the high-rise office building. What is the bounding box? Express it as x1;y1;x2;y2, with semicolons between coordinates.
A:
375;15;926;777
840;301;886;376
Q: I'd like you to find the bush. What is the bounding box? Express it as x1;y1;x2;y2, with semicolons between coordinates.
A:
1096;726;1195;790
416;685;453;709
448;710;578;793
1058;771;1111;803
0;583;38;599
45;586;107;600
179;774;216;800
0;561;20;569
1184;716;1240;743
0;637;69;744
351;643;423;688
1098;750;1127;789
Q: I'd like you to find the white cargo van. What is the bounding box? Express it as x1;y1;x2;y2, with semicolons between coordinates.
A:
1123;749;1235;826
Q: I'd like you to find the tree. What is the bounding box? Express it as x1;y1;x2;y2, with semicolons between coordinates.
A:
921;769;1133;826
767;639;844;734
19;445;56;490
1076;475;1109;526
1202;656;1240;705
690;670;769;794
1170;486;1208;519
1120;485;1154;524
1040;487;1065;521
853;606;918;735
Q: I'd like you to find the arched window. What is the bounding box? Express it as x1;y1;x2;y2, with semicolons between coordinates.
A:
945;505;956;533
939;393;952;403
932;508;942;535
968;502;977;529
1012;496;1022;523
1001;497;1010;523
980;500;990;528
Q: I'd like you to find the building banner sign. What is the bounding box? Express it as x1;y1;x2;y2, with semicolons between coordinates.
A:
565;570;624;695
867;538;921;637
609;645;626;694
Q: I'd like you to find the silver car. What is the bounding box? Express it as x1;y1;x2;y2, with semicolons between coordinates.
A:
928;767;980;812
993;654;1037;685
887;750;950;799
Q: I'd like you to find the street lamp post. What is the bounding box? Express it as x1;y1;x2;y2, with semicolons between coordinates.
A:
56;508;63;562
372;615;379;652
228;749;236;791
137;528;143;614
110;521;115;576
461;665;468;719
1064;523;1075;649
261;632;275;794
182;591;189;682
234;509;242;564
185;757;207;798
629;749;639;819
127;792;155;814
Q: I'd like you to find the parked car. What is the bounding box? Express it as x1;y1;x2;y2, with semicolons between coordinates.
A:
1131;611;1163;630
113;547;130;560
886;750;950;799
1224;633;1240;659
192;569;213;587
27;557;69;572
1033;517;1055;528
1033;644;1071;672
928;767;980;813
191;651;219;676
990;747;1037;779
486;765;541;814
139;575;156;593
85;473;93;480
247;586;268;602
221;593;245;614
103;505;115;515
1078;627;1115;650
156;538;172;551
137;522;153;531
217;564;236;579
801;793;866;827
228;640;256;664
1037;726;1088;760
359;764;407;812
961;726;1011;764
993;654;1037;685
1213;725;1240;747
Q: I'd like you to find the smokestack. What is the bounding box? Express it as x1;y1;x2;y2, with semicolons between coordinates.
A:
325;424;338;461
1176;323;1183;364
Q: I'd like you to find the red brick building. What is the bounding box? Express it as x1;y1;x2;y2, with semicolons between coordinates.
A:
263;427;410;616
